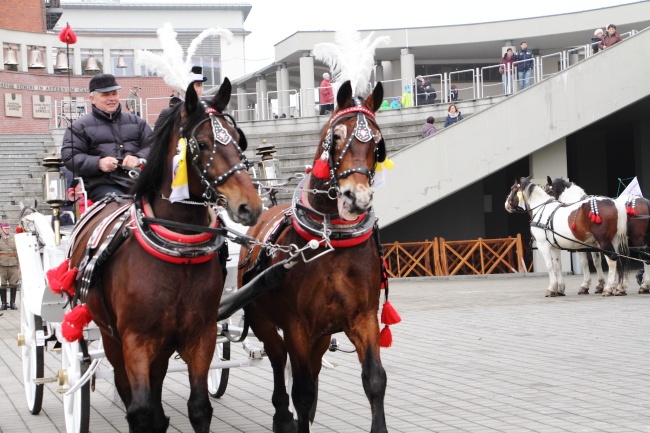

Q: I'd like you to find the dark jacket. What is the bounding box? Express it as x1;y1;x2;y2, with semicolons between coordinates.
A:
514;49;534;71
415;79;436;105
61;104;152;193
599;32;622;50
421;122;437;138
590;37;602;54
444;112;463;128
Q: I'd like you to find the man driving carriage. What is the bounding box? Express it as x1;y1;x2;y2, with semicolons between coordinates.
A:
61;74;153;201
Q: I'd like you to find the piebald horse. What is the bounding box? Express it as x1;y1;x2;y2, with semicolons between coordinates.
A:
505;176;628;296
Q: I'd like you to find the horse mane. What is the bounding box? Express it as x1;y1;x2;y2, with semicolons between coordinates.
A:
130;102;204;203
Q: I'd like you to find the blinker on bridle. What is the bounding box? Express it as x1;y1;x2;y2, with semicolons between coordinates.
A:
320;102;382;194
184;101;249;201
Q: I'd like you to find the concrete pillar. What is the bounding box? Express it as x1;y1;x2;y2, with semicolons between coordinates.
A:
257;75;268;120
102;48;111;74
390;60;401;100
280;64;290;117
275;66;283;117
400;49;415;96
45;44;53;74
634;119;650;195
237;85;249;122
529;138;573;273
72;46;82;76
569;53;579;66
299;52;315;117
529;138;568;180
18;45;27;72
375;61;384;83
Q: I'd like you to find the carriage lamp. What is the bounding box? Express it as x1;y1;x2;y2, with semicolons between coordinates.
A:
255;140;281;188
42;156;68;245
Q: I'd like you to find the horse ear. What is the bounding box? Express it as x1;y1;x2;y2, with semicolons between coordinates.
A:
213;77;232;113
365;81;384;113
336;81;353;109
546;176;552;185
524;175;533;182
184;82;199;114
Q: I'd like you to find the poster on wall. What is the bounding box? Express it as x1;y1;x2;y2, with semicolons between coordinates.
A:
32;94;51;119
5;93;22;117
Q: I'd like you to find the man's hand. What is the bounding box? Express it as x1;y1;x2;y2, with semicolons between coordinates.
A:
99;156;119;172
122;155;140;167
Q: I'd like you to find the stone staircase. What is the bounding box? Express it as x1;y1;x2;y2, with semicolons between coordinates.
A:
0;134;58;223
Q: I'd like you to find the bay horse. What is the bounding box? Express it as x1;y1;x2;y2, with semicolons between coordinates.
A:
546;176;650;293
238;80;390;433
505;176;628;296
65;79;262;433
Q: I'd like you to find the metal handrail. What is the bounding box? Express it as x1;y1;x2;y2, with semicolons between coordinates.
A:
512;57;536;90
448;69;476;102
266;89;299;120
538;51;564;80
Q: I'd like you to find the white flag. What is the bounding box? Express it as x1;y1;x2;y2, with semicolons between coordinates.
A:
620;177;643;198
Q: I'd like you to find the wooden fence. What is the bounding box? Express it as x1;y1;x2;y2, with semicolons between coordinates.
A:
382;234;528;278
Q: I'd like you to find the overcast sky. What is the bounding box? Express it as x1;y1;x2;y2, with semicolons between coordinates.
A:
237;0;643;72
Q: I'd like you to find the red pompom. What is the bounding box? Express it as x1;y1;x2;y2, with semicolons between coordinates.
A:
381;301;401;325
46;260;77;297
570;222;577;231
379;325;393;348
595;215;602;223
312;158;329;179
627;206;638;216
15;226;24;234
305;165;312;174
58;24;77;44
61;304;93;342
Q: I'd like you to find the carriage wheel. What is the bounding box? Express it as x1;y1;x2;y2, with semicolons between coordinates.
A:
20;301;44;415
208;340;230;398
61;340;90;433
285;357;318;423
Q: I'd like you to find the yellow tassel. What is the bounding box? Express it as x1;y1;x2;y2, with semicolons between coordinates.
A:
383;158;395;170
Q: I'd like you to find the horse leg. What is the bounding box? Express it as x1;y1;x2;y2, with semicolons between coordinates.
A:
639;261;650;294
539;244;559;297
591;252;606;294
149;352;174;433
602;256;625;296
345;314;388;433
284;329;322;433
248;311;295;433
178;325;217;433
100;330;132;408
122;333;162;433
577;252;591;294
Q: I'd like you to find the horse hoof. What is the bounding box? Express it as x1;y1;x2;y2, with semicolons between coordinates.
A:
615;291;627;296
602;292;613;297
639;288;650;294
273;420;298;433
545;290;556;297
594;289;604;294
556;292;565;297
578;288;589;295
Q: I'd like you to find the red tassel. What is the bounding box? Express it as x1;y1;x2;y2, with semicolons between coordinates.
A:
379;325;393;348
46;260;77;297
595;215;602;223
381;301;401;325
312;158;329;179
627;206;638;216
15;226;23;234
61;305;93;342
570;222;577;230
58;24;77;45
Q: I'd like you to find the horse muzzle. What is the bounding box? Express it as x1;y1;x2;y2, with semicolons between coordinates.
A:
338;184;373;221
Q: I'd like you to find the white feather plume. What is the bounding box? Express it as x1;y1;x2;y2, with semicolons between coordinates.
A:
313;30;390;97
136;23;233;95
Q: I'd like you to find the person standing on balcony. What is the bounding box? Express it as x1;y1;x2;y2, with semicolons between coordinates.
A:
514;41;534;90
591;29;604;54
599;24;622;50
126;85;141;117
61;74;152;201
0;221;19;311
319;72;334;115
499;48;515;94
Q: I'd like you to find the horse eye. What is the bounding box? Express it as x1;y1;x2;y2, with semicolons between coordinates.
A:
197;141;209;151
333;134;341;141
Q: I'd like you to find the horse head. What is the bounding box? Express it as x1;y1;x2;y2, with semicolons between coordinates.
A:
505;175;535;213
545;176;574;200
134;77;262;226
313;80;385;220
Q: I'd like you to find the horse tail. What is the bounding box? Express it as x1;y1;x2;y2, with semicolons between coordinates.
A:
614;200;630;283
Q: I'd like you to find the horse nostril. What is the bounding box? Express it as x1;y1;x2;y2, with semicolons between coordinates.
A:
343;190;355;201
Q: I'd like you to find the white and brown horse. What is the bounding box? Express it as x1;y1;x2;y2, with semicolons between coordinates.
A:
546;176;649;293
505;176;628;296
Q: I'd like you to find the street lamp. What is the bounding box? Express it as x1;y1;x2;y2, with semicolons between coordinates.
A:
42;156;68;245
255;140;281;206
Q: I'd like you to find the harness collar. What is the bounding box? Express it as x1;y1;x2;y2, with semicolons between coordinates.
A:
132;198;224;264
290;174;375;248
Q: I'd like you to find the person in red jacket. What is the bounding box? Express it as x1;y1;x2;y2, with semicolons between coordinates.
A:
599;24;623;50
319;72;334;115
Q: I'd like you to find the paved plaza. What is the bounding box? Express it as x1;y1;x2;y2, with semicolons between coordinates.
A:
2;273;650;432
